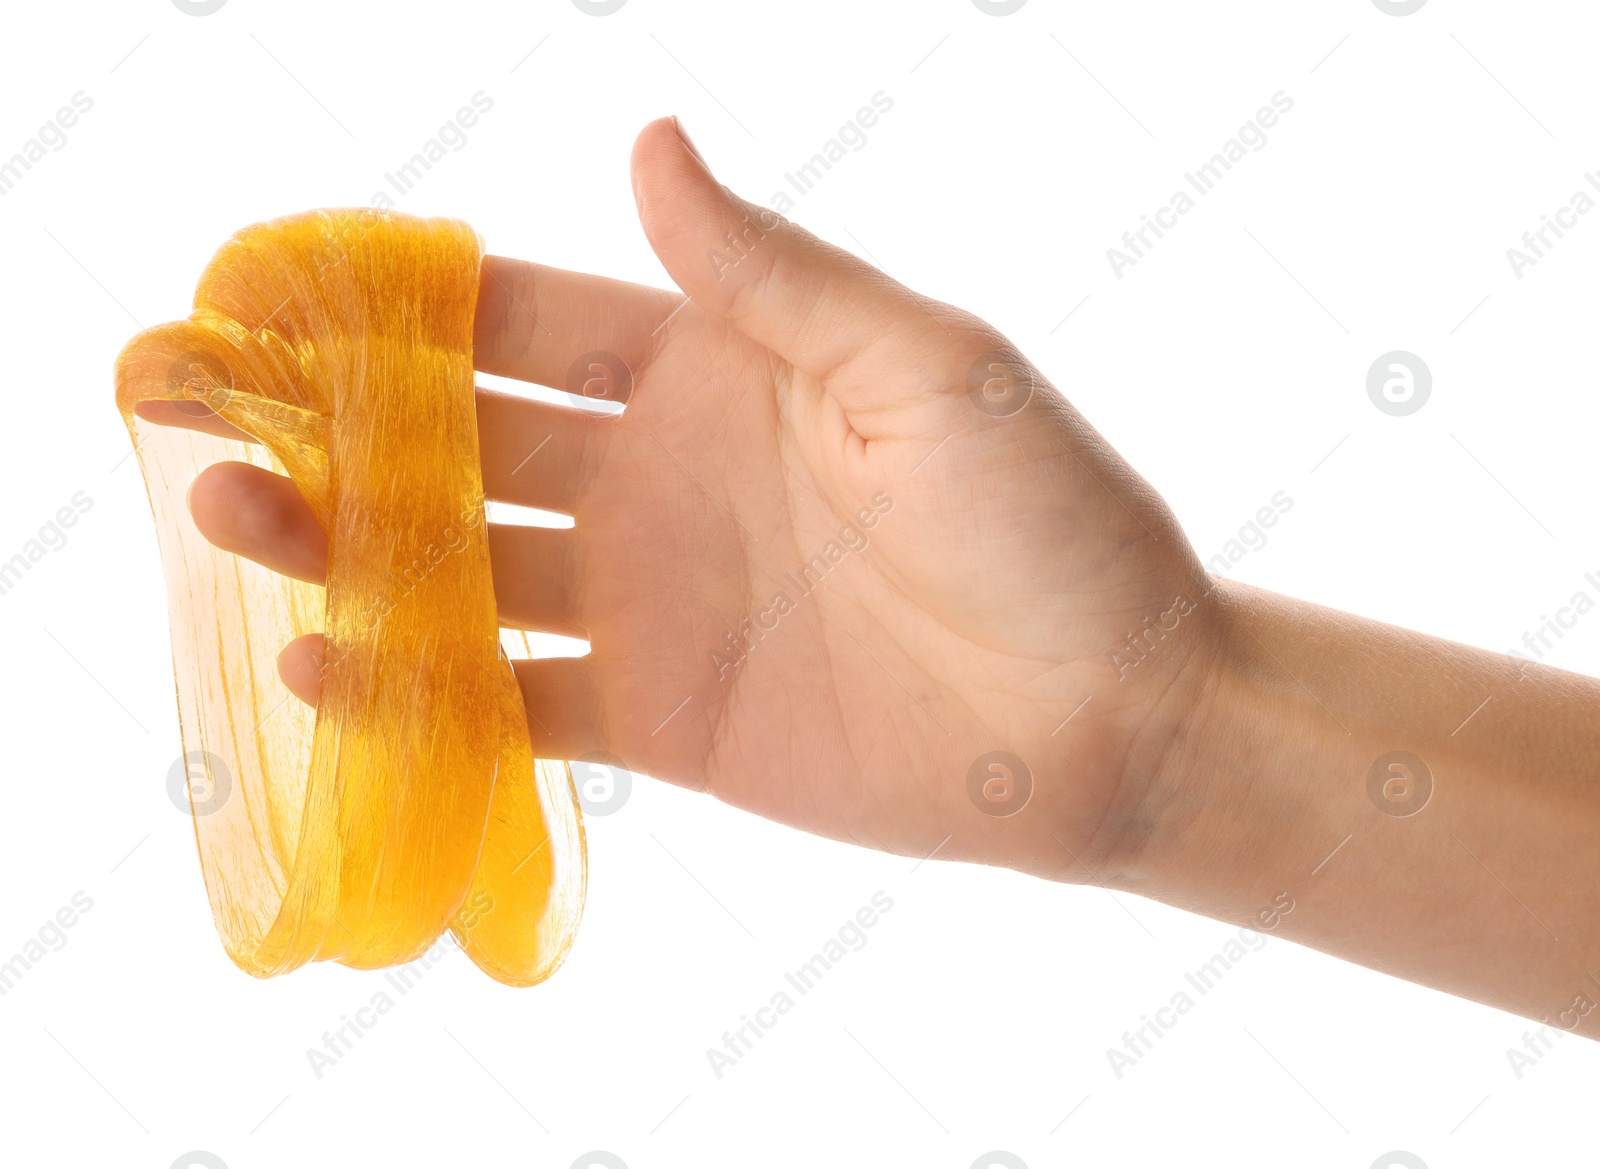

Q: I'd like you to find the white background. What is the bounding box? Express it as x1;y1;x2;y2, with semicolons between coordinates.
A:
2;1;1598;1166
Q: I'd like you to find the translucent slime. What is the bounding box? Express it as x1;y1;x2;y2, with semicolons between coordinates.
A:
114;209;585;985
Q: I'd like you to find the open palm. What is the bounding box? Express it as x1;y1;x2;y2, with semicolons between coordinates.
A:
175;119;1218;881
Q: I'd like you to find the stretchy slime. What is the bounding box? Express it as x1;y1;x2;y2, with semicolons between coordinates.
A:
114;209;586;985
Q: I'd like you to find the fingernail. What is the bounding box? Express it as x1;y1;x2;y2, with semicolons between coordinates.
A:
671;115;709;169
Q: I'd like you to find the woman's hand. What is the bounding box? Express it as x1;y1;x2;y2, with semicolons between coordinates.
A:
152;117;1600;1035
161;117;1221;881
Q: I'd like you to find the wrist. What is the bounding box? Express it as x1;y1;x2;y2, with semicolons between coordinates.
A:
1088;576;1341;905
1071;574;1270;890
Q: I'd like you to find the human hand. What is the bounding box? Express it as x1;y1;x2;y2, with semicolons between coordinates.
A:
157;117;1222;881
141;116;1600;1041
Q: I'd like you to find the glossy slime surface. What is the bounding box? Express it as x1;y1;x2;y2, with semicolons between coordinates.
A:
114;209;585;985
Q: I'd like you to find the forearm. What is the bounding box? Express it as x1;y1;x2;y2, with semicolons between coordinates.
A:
1116;578;1600;1037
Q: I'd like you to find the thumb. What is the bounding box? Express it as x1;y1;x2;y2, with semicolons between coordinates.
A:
630;116;963;398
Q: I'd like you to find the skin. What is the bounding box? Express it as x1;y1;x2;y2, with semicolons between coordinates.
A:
148;118;1600;1039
